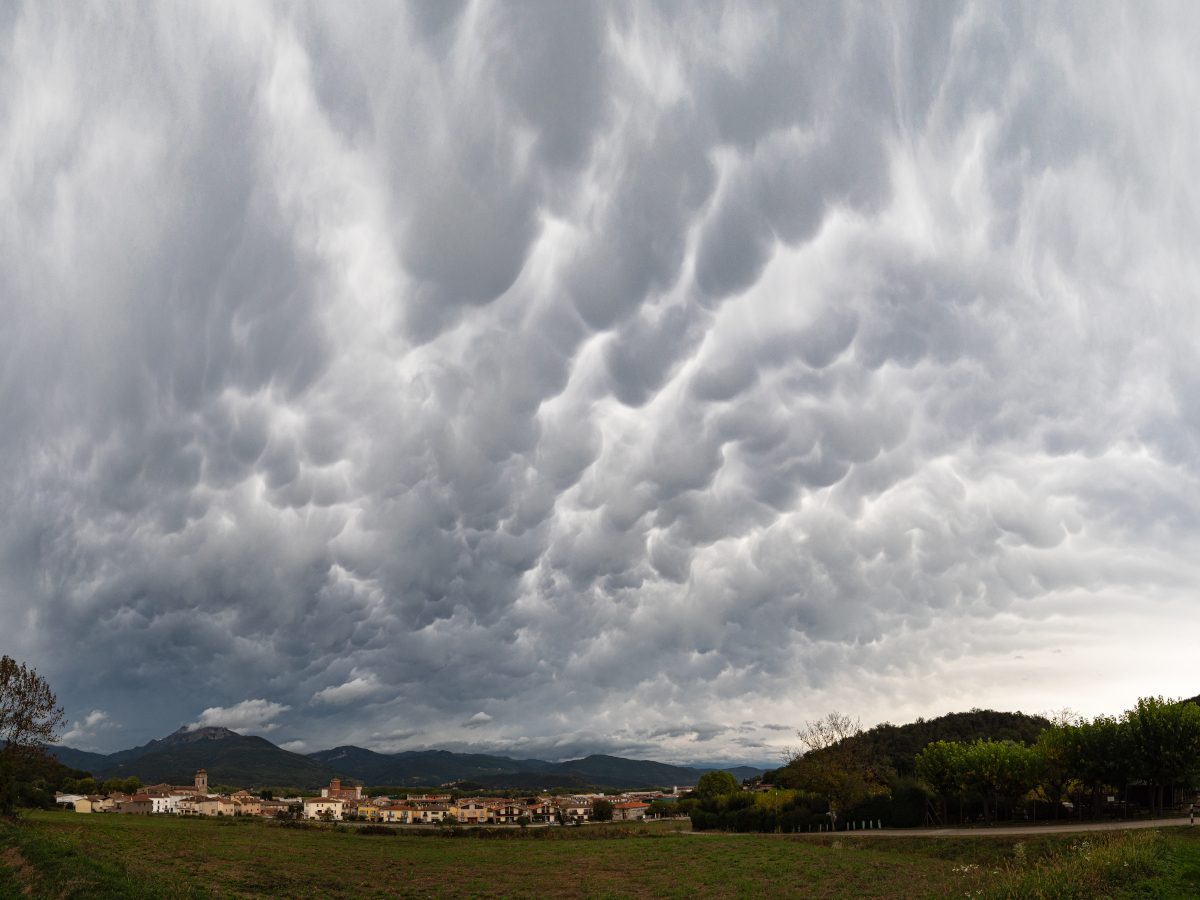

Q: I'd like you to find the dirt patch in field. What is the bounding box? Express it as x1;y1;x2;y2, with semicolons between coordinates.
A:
2;845;37;895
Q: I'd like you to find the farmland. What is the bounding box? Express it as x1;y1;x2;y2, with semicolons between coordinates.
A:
3;811;1200;899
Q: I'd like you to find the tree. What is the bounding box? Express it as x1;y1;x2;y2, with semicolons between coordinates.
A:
0;656;65;814
1034;727;1071;820
1125;696;1200;817
696;771;741;798
101;778;125;795
516;815;530;828
914;741;962;823
259;788;274;800
122;777;141;795
779;712;891;820
1062;715;1130;820
952;740;1036;824
591;799;614;821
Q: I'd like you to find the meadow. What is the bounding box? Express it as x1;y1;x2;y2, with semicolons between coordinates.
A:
2;811;1200;899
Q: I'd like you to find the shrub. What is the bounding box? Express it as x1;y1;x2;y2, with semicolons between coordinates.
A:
357;825;395;836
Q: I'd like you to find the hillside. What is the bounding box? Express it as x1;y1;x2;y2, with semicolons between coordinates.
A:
553;755;701;788
309;748;548;785
47;745;111;773
859;709;1051;776
474;772;597;792
92;735;338;789
102;726;240;766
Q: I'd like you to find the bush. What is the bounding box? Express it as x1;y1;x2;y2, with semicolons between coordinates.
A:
688;792;819;833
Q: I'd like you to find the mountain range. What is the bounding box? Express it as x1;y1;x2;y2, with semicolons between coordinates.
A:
306;746;765;790
52;728;764;791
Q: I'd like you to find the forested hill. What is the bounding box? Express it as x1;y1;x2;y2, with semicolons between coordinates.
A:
860;709;1051;776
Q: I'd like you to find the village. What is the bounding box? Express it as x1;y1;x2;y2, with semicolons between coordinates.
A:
55;770;693;825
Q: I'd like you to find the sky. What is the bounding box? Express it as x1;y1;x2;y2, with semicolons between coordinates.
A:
4;2;1200;766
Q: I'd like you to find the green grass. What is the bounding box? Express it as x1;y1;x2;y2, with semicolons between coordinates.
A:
10;810;1200;899
0;812;211;899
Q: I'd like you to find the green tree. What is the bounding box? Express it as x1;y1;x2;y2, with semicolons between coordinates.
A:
914;740;962;824
0;656;66;814
259;788;274;800
1033;727;1071;820
591;799;614;821
953;740;1036;824
1062;715;1130;820
101;778;124;795
516;815;529;828
1125;696;1200;817
696;770;741;798
122;777;140;795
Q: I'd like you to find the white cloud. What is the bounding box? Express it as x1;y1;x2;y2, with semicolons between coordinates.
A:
84;710;108;727
462;712;493;729
188;700;290;734
278;740;307;752
312;676;381;706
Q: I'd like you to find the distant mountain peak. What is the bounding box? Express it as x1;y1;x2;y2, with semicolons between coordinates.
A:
161;726;239;745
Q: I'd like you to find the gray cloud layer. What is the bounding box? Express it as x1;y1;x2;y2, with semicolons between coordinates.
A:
4;1;1200;761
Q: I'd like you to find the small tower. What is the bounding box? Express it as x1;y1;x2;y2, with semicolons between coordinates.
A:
195;769;208;794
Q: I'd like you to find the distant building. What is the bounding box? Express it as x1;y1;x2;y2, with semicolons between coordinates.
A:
114;795;153;815
613;802;649;821
303;797;344;820
195;769;208;794
320;778;362;801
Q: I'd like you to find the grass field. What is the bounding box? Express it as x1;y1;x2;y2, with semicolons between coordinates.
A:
3;811;1200;899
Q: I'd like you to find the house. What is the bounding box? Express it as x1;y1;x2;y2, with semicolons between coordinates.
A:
320;778;362;801
558;799;592;822
526;801;559;822
345;803;378;822
114;795;153;815
146;791;191;814
453;801;493;825
259;800;293;818
381;805;416;824
613;802;649;821
417;804;450;823
232;798;263;816
182;797;222;817
491;803;525;824
303;798;344;821
73;796;106;814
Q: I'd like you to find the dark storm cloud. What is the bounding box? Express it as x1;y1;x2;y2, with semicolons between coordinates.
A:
3;1;1200;759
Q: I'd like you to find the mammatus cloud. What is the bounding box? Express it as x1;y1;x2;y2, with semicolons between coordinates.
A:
188;701;290;734
4;2;1200;760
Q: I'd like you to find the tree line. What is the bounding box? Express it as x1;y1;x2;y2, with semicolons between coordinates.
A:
915;696;1200;824
738;696;1200;831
